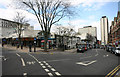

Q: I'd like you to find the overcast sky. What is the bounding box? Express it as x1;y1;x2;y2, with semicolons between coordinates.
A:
0;0;119;40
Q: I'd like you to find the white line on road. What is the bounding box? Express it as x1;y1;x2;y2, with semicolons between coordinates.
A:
55;72;61;76
28;54;39;63
45;63;49;65
44;69;50;72
40;63;44;66
42;66;46;68
51;68;56;72
16;53;21;57
43;61;46;63
47;65;52;68
23;73;27;76
76;60;97;66
21;58;26;66
48;73;53;76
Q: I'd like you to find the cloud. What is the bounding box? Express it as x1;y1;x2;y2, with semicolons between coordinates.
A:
69;0;119;6
90;21;101;40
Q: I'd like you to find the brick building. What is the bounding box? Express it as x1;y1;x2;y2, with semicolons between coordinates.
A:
109;11;120;47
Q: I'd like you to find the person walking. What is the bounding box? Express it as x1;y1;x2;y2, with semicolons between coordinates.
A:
29;42;32;52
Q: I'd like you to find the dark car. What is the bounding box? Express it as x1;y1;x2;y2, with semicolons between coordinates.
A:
106;45;109;51
111;47;115;54
108;46;112;52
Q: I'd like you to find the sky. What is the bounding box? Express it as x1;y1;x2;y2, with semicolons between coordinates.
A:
0;0;119;40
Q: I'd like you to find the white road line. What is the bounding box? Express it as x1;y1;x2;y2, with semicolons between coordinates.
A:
39;62;41;63
28;54;39;63
40;63;44;66
45;63;49;65
43;61;46;63
21;58;26;66
23;73;27;76
48;73;53;76
42;66;46;68
51;68;56;71
55;72;61;76
48;65;52;68
16;53;21;57
44;69;50;72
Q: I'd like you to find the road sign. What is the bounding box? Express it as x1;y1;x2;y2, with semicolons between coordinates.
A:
16;38;18;40
34;37;36;40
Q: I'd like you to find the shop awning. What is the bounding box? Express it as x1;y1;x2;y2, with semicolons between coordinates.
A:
41;40;51;42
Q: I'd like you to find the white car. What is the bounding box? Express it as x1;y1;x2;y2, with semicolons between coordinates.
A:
115;47;120;56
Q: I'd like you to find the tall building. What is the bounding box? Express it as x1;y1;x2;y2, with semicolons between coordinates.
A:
100;16;109;45
109;11;120;47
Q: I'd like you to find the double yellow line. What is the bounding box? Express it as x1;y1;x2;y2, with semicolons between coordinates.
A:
105;65;120;77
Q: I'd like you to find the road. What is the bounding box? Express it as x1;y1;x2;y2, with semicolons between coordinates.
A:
1;47;120;77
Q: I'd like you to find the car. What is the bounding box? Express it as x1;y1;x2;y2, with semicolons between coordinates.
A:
77;46;85;53
108;46;112;52
106;45;109;51
114;47;120;56
110;47;115;54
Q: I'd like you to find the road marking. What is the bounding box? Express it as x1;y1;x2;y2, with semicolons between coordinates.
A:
51;68;56;71
28;54;39;63
48;65;52;68
42;66;46;68
40;63;44;66
55;72;61;76
23;73;27;76
95;49;99;56
103;55;109;57
105;65;120;77
44;69;50;72
45;63;49;65
48;73;53;76
16;53;21;57
110;66;120;76
76;60;97;66
21;58;26;66
43;61;46;63
39;62;41;63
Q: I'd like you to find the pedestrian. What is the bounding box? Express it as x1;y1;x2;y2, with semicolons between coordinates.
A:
29;42;32;52
2;42;4;47
21;42;23;49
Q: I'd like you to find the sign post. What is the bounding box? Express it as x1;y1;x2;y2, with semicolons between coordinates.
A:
34;37;36;52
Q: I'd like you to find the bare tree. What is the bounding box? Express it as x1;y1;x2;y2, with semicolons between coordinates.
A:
55;26;76;36
12;12;28;47
13;0;73;51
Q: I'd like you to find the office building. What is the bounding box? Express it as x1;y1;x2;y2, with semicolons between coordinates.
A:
78;26;97;44
100;16;109;45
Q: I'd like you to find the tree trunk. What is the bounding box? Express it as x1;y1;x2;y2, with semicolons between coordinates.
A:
44;32;48;52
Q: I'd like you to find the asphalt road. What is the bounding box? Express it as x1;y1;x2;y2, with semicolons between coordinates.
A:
1;48;120;77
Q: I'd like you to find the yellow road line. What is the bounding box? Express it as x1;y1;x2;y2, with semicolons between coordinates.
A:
105;65;120;77
110;66;120;76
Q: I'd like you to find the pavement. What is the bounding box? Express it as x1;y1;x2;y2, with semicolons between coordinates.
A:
2;44;76;53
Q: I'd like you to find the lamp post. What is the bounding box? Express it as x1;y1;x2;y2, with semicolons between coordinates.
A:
34;37;37;52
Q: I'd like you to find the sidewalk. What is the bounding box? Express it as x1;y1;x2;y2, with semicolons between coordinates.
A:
2;44;77;53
